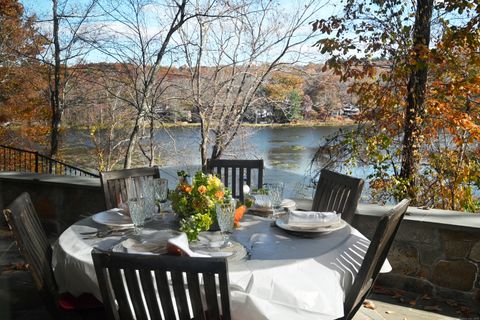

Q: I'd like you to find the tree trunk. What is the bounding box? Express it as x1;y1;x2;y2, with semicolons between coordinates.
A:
50;0;62;158
399;0;433;201
200;117;208;172
124;115;141;169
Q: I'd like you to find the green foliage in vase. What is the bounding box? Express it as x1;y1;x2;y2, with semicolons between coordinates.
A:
170;171;232;240
179;213;212;242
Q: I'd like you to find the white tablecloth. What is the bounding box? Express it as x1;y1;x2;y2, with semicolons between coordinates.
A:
53;213;390;320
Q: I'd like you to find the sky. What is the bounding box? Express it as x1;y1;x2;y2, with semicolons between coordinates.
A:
19;0;343;65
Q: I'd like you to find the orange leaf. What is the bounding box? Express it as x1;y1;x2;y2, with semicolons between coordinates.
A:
234;205;247;227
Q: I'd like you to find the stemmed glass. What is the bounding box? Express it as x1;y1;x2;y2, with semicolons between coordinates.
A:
215;198;236;248
263;182;284;215
127;197;146;234
154;178;168;219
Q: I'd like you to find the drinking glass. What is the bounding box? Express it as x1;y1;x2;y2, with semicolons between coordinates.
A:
263;182;284;213
215;199;236;248
154;178;168;219
139;179;155;221
127;197;146;233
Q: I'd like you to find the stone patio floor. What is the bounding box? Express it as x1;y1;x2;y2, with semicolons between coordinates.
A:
1;224;478;320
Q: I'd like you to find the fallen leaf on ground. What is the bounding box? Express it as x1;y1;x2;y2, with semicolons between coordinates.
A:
445;299;457;307
363;300;376;310
408;300;417;306
420;294;431;300
385;310;395;314
424;305;442;312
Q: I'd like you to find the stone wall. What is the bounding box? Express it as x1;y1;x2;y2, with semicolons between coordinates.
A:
0;172;105;235
353;204;480;308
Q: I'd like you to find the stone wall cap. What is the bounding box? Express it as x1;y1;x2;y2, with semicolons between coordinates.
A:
357;203;480;230
0;171;100;188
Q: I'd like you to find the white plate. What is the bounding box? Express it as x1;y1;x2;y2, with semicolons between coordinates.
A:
113;229;180;255
275;216;347;233
250;198;296;212
92;209;134;227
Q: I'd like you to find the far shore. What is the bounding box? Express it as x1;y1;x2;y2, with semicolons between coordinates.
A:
68;118;356;130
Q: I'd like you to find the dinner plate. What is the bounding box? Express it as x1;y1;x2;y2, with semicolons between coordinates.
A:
191;233;249;262
113;229;181;254
275;216;347;233
92;209;134;227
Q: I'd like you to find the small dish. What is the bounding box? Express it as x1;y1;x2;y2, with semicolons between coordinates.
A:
92;209;134;227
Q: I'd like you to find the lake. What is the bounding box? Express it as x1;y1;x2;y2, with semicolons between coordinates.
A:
64;125;371;197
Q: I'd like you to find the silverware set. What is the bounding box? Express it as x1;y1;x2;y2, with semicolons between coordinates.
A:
80;227;133;239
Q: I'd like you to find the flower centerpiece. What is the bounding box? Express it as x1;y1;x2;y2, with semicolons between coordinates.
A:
170;171;232;241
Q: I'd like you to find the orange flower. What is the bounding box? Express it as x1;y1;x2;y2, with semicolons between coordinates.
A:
184;185;192;193
198;185;207;194
214;190;224;200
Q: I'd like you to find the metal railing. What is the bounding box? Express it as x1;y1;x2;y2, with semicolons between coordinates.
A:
0;145;99;178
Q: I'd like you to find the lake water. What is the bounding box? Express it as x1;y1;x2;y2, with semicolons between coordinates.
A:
64;125;371;197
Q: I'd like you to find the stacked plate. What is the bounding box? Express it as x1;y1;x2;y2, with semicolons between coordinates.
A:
275;210;346;234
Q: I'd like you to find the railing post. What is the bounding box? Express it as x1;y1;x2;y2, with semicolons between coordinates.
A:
35;152;39;173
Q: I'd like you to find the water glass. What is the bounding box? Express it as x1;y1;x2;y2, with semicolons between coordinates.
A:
141;179;156;220
215;199;236;247
263;182;284;210
128;198;146;233
154;178;168;218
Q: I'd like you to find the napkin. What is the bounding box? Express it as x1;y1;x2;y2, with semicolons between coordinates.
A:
287;210;340;228
167;233;210;258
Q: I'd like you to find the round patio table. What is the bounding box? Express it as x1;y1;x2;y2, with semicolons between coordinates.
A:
52;203;390;320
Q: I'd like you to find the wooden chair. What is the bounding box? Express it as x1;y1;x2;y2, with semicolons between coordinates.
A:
206;159;264;202
3;192;103;318
312;169;364;224
100;166;160;209
341;199;410;320
92;249;231;320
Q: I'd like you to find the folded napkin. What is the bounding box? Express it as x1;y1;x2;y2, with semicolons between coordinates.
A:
287;210;340;228
167;233;210;258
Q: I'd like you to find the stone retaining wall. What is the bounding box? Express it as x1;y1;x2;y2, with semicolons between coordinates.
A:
353;204;480;308
0;172;105;235
1;172;479;307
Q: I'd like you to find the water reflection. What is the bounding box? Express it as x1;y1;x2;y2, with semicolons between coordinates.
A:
65;125;350;177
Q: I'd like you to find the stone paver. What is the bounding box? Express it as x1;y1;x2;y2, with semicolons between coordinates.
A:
354;300;460;320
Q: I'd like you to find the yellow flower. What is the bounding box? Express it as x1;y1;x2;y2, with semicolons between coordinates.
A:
214;190;224;200
208;175;222;188
198;185;207;194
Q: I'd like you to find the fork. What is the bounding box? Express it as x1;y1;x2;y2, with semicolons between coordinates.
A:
81;228;132;239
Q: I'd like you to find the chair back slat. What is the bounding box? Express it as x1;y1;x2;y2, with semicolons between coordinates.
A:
108;268;132;320
100;166;160;209
124;268;148;319
3;192;58;312
171;270;191;319
312;169;364;224
203;272;220;319
155;270;176;319
207;159;264;202
186;272;206;320
139;270;163;320
342;199;410;320
218;272;231;320
92;250;231;320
